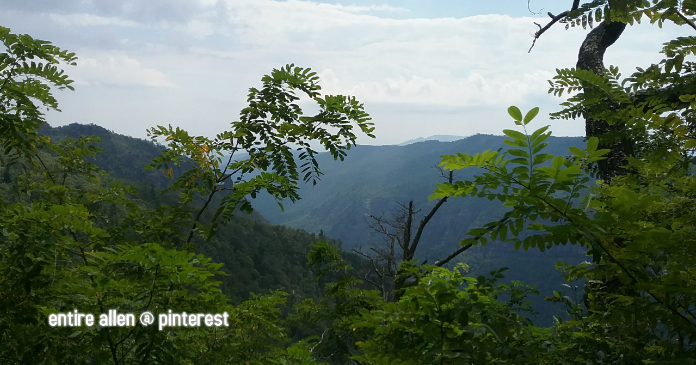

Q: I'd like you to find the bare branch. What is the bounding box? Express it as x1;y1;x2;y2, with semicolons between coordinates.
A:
435;215;510;267
528;0;580;53
435;244;473;267
402;201;414;258
409;197;447;255
363;271;383;291
365;215;397;243
410;171;452;256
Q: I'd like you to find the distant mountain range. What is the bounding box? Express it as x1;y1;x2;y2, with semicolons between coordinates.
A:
252;134;586;253
397;134;467;146
251;133;591;324
40;123;592;325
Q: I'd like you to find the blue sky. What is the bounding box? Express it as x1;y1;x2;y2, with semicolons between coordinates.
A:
0;1;685;145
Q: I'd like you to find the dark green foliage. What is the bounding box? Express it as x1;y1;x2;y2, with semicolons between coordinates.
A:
0;25;373;364
433;104;696;363
38;123;181;190
145;64;374;245
0;25;76;163
198;217;326;304
3;4;696;363
30;122;367;308
354;265;541;365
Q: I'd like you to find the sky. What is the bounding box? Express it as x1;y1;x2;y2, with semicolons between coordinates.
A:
0;0;686;145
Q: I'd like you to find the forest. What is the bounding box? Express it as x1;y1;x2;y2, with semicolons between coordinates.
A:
1;0;695;364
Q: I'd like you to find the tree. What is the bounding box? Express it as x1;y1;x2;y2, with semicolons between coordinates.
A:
0;25;373;365
531;0;696;180
353;264;540;365
146;63;374;250
432;103;695;363
525;5;696;362
298;240;540;365
354;169;476;301
0;25;76;165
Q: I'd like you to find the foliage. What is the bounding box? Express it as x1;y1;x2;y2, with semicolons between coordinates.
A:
0;25;370;365
353;264;542;365
146;64;375;247
292;241;384;364
4;3;696;363
561;0;696;29
432;107;609;256
433;103;696;363
0;25;76;164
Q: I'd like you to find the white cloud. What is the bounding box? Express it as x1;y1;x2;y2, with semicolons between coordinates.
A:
73;53;176;88
189;46;236;59
338;4;409;13
4;1;687;144
206;8;579;110
185;19;215;38
49;13;139;27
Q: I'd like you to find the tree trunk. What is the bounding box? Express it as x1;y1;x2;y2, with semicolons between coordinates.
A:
576;20;631;181
576;21;640;328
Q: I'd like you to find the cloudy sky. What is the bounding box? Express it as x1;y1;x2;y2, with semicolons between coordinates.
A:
0;0;685;145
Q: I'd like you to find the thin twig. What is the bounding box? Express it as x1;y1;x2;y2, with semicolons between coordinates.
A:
529;0;580;53
527;0;543;16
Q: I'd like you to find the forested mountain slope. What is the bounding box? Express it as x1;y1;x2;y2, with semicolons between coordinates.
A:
252;134;591;322
252;134;584;252
33;123;591;323
26;123;349;304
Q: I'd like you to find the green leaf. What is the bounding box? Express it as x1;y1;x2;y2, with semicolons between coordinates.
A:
512;166;529;175
503;129;527;141
586;137;599;154
532;153;553;165
530;125;550;141
523;107;540;125
507;106;523;121
568;146;587;159
499;225;508;241
531;133;550;148
532;142;549;154
503;138;529;148
507;148;529;158
552;156;564;170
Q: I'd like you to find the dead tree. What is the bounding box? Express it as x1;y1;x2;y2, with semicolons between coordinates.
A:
354;170;474;301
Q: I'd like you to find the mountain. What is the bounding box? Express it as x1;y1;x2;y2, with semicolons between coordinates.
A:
397;134;467;146
251;134;586;253
34;123;591;324
250;133;591;324
30;123;358;304
39;123;170;187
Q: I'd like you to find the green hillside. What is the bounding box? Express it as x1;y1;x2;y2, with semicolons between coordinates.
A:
252;134;584;250
4;19;695;364
251;134;591;323
34;124;591;324
27;123;350;304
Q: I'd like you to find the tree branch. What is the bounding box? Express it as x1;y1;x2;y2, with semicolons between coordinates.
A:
402;201;413;259
529;0;580;53
434;244;473;267
410;171;452;259
676;10;696;32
